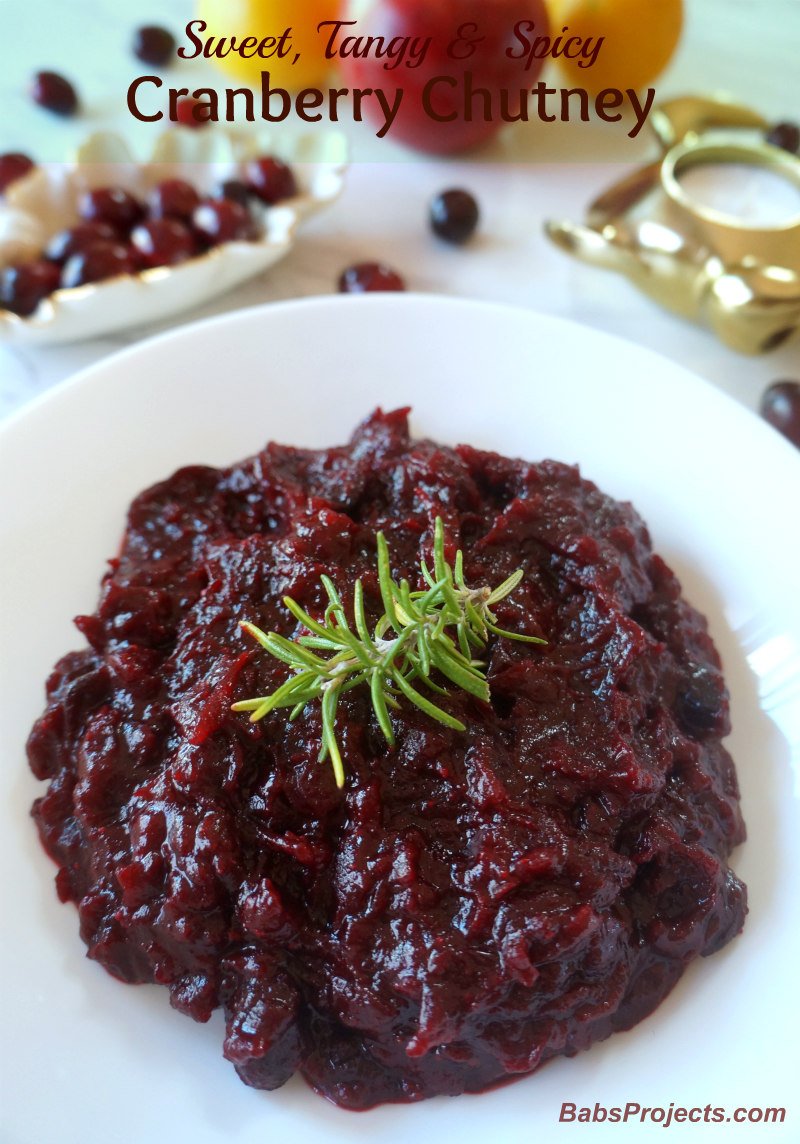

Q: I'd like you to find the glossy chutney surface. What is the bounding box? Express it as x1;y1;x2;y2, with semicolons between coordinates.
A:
28;408;746;1109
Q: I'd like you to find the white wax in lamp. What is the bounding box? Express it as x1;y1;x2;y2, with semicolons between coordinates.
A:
678;162;800;226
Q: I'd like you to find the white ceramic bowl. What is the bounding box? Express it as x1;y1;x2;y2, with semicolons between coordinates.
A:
0;128;346;345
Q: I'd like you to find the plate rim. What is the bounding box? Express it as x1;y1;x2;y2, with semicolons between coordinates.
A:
3;291;800;477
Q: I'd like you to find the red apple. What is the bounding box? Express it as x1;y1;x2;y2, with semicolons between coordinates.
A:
338;0;550;154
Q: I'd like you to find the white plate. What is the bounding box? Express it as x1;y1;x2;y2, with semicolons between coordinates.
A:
1;296;799;1144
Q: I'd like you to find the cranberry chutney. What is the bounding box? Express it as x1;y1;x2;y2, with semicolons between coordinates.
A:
27;409;746;1110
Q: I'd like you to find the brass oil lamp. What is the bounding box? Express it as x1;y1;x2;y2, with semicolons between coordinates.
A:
546;96;800;354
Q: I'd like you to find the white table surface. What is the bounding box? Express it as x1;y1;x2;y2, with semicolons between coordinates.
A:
1;0;800;423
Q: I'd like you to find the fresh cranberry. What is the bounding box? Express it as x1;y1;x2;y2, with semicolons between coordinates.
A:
760;380;800;448
133;25;175;66
0;153;35;195
192;199;257;246
0;259;61;316
61;241;137;288
217;179;253;206
338;262;406;293
148;178;200;222
245;157;297;205
79;187;145;236
45;221;117;264
429;189;480;245
31;71;78;116
675;666;724;735
131;219;197;268
176;98;206;129
765;122;800;155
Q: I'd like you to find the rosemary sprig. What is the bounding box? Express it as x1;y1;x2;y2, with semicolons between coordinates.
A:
232;517;545;787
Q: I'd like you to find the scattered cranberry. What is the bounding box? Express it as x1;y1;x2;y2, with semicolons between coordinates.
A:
760;380;800;449
217;179;253;206
765;121;800;155
0;152;35;195
0;259;61;316
79;187;145;236
176;97;206;129
245;157;297;205
192;199;257;246
148;178;200;222
61;241;137;288
45;221;117;264
429;188;480;245
338;262;406;293
31;71;78;116
133;25;175;66
131;218;197;268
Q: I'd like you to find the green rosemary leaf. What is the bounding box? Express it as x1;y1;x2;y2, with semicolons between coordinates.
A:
437;630;484;671
238;620;273;649
484;620;547;644
430;609;450;642
433;516;448;583
377;531;400;630
439;573;463;622
321;577;355;638
379;624;414;666
248;700;273;722
454;549;465;589
353;580;376;651
417;626;432;678
398;579;424;625
394;603;413;629
486;567;525;605
282;597;333;641
321;686;345;787
257;632;328;671
419;557;437;590
460;621;485;652
391;668;467;732
231;697;271;712
464;597;488;639
370;670;395;745
428;641;490;700
320;574;343;610
460;617;485;654
457;622;472;660
298;635;341;650
251;670;320;717
402;658;450;696
336;669;373;695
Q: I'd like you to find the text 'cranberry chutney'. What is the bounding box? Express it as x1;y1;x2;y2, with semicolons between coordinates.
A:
27;408;746;1110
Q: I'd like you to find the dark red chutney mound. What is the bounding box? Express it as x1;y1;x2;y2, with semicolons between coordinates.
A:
28;409;746;1109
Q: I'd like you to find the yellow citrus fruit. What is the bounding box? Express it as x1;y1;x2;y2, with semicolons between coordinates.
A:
196;0;342;89
552;0;683;92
